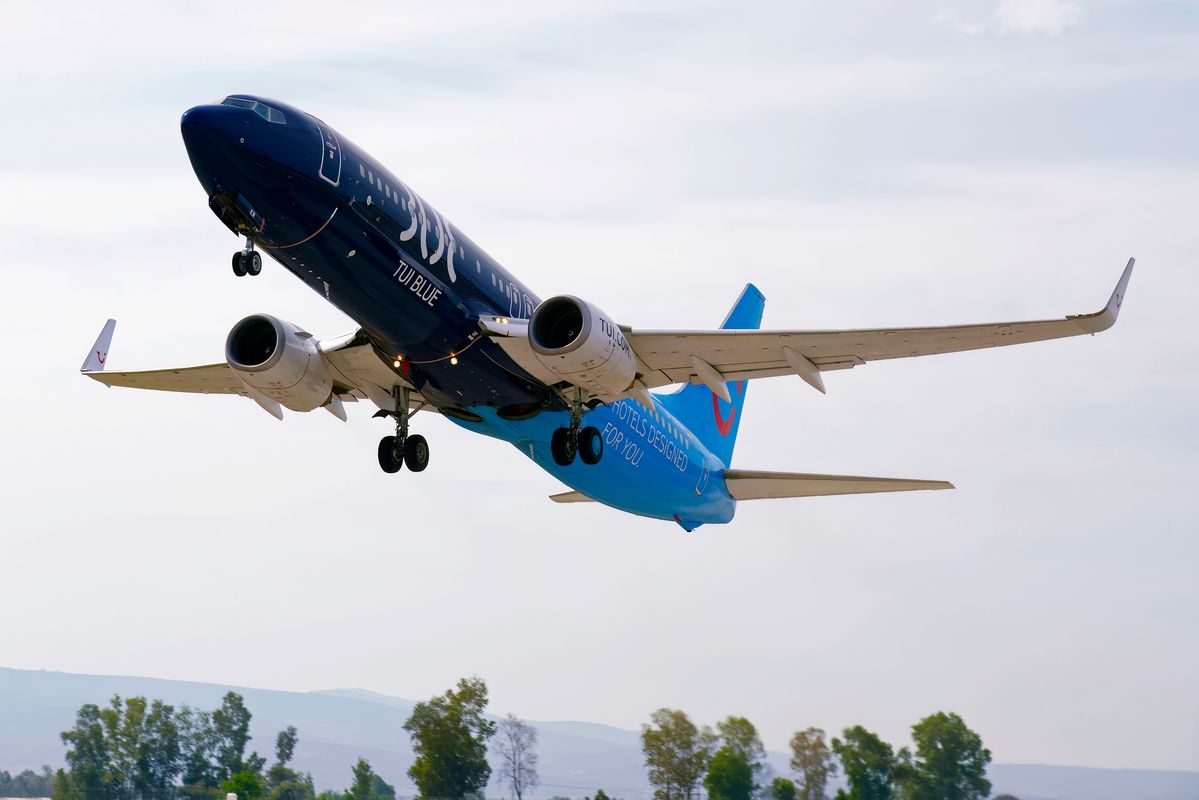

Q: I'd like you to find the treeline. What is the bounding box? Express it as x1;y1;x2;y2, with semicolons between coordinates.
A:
51;691;395;800
0;767;54;797
48;676;994;800
640;708;992;800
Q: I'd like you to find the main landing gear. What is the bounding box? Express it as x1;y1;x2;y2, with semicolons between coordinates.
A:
551;389;603;467
232;237;262;277
376;385;430;474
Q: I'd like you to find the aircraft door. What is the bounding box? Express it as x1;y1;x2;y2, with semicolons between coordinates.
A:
317;123;341;186
695;465;710;495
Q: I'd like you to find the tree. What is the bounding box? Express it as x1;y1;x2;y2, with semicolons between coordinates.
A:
222;770;265;800
903;712;991;800
0;767;55;797
276;726;299;766
267;726;314;800
704;746;755;800
58;695;183;800
495;713;540;800
178;706;220;795
403;676;496;800
716;717;767;790
831;726;896;800
60;702;117;800
770;777;797;800
790;727;836;800
212;692;253;780
346;758;377;800
370;774;396;798
640;708;714;800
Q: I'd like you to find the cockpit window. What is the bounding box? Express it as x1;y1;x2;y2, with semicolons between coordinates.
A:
221;96;286;124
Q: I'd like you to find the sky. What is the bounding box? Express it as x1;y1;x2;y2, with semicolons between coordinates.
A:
0;0;1196;777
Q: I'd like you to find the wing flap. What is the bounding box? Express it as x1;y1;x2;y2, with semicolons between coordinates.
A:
86;364;247;394
724;469;954;500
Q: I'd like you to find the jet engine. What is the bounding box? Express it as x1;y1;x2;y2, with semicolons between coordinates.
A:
528;295;636;400
225;314;333;411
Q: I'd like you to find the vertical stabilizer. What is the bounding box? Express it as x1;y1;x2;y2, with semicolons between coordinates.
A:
657;285;764;467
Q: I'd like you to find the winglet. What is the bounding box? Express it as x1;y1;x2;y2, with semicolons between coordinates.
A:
1072;258;1135;334
81;319;116;373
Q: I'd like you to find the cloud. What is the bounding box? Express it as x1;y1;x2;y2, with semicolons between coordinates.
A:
993;0;1083;34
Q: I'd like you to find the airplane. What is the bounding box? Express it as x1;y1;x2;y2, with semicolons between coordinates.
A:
81;95;1135;531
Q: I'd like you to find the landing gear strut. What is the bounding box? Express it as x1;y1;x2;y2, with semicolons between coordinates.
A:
376;385;430;473
232;237;262;277
551;389;603;467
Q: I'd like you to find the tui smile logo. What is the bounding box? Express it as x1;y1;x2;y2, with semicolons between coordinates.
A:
711;381;745;436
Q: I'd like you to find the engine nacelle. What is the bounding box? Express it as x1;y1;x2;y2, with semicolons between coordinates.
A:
528;295;636;400
225;314;333;412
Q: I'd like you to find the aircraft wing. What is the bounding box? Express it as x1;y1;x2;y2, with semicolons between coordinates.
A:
627;258;1135;393
724;470;953;500
81;321;425;416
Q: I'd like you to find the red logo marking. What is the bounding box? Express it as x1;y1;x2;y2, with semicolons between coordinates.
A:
1115;292;1123;309
96;351;106;365
711;381;745;436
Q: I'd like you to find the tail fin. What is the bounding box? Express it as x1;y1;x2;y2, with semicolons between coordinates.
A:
657;284;764;467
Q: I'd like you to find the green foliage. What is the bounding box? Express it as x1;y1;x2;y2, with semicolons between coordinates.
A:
370;774;396;798
769;777;797;800
831;726;897;800
704;746;755;800
403;676;496;800
276;726;299;766
789;727;836;800
640;708;715;800
55;690;284;800
0;766;55;797
345;758;378;800
903;712;991;800
221;769;265;799
212;692;253;779
59;695;183;800
715;717;766;790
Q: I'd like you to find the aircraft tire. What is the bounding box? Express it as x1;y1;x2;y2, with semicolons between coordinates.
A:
578;426;603;465
247;251;262;276
232;251;248;277
551;427;576;466
404;434;430;472
377;436;403;473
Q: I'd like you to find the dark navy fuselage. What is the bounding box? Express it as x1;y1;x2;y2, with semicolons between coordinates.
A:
182;95;547;413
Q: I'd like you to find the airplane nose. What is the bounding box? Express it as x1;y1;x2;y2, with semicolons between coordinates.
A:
180;104;228;154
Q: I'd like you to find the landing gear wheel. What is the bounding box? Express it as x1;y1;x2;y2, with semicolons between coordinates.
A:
232;251;248;277
404;434;430;472
246;250;262;276
551;427;577;466
578;426;603;465
377;436;403;473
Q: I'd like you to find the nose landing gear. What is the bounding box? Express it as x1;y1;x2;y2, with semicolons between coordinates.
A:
232;237;262;277
375;385;431;474
550;390;603;467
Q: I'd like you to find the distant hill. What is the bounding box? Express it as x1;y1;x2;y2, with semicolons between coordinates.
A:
2;667;1197;800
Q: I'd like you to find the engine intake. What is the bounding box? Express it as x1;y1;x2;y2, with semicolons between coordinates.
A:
529;296;635;401
225;314;333;411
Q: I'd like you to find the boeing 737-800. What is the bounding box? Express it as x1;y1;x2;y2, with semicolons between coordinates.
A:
81;95;1135;530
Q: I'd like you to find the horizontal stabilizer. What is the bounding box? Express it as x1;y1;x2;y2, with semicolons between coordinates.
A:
549;490;595;503
724;469;953;500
